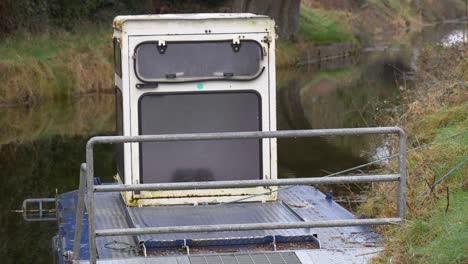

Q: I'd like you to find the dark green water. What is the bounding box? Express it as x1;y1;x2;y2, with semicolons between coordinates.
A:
0;22;465;263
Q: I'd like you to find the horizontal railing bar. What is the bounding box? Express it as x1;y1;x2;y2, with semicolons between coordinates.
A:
22;198;55;203
96;218;402;237
87;127;404;146
94;174;399;192
23;217;57;222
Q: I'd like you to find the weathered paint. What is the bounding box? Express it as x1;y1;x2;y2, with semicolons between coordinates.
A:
113;14;277;206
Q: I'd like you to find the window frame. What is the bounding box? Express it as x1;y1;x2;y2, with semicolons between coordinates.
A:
133;40;265;84
137;90;263;184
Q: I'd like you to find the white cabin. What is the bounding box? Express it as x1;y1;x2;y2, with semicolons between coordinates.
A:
112;14;277;206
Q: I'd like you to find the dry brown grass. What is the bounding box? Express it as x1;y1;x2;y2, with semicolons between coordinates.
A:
359;44;468;263
0;30;113;106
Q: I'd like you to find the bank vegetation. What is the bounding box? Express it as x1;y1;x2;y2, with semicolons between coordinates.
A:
360;44;467;263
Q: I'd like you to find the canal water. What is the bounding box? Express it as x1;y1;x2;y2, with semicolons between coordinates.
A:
0;22;465;263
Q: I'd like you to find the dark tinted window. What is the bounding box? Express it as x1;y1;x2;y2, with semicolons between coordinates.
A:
113;38;122;77
115;87;124;181
135;41;262;82
139;92;262;183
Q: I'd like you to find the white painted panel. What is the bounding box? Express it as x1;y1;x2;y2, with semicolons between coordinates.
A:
114;18;276;205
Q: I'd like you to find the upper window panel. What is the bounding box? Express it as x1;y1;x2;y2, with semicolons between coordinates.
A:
134;40;263;82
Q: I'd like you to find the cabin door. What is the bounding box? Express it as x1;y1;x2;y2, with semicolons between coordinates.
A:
126;33;274;204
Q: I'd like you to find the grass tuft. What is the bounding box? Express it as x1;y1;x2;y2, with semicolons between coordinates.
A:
0;26;113;106
299;5;355;44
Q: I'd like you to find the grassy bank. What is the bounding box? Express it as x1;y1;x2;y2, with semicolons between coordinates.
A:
0;5;355;102
308;0;466;39
0;26;112;106
277;0;466;67
358;44;467;263
1;0;465;104
276;3;356;67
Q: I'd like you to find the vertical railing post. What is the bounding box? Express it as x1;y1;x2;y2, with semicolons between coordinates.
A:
397;129;407;219
39;201;43;219
86;141;97;264
73;163;87;261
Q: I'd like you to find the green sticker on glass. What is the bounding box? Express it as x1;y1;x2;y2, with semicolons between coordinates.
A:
196;83;204;90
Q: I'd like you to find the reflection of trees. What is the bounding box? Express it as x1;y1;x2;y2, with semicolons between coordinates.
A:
0;95;116;263
278;80;309;130
277;78;368;177
0;136;115;263
277;50;413;177
411;23;467;47
0;95;115;145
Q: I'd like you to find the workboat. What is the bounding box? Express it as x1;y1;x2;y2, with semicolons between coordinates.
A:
21;14;407;264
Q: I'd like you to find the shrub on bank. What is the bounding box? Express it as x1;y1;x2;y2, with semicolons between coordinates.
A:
360;44;468;263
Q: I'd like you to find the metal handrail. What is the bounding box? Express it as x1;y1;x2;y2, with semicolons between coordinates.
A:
94;174;400;192
75;127;406;263
96;218;402;237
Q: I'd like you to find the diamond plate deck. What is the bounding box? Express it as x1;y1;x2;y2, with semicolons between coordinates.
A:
94;191;138;259
126;200;317;249
70;185;381;261
189;252;302;264
77;248;383;264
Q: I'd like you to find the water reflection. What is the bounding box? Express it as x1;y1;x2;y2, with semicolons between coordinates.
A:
0;95;115;145
0;22;465;263
412;22;468;47
277;49;412;177
0;136;116;263
0;95;115;263
276;22;467;178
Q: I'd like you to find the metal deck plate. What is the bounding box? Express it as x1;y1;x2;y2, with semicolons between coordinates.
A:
93;192;138;259
189;252;302;264
79;248;384;264
278;186;380;249
79;185;381;261
126;201;316;249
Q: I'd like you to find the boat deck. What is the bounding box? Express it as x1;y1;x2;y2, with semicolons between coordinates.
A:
57;185;382;263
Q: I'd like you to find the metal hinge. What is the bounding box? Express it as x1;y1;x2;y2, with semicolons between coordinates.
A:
232;37;241;52
157;40;167;54
263;35;272;44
